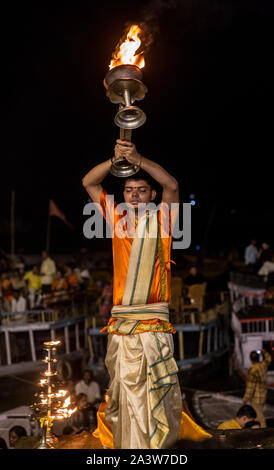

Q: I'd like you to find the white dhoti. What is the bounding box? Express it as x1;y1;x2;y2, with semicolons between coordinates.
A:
104;209;182;449
105;331;182;449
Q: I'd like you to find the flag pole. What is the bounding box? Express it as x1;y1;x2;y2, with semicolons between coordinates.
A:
10;189;15;264
46;200;51;254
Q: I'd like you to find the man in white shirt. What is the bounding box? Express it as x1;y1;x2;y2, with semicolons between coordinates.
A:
11;290;27;322
244;239;258;265
40;251;56;293
75;369;101;407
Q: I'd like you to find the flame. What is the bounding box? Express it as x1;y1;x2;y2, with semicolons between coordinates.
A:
44;340;60;347
44;371;57;376
54;393;77;419
63;396;71;408
55;390;68;398
109;24;145;70
67;407;77;417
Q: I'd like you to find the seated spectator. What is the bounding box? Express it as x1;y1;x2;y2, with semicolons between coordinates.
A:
74;267;83;284
1;273;13;303
217;404;257;430
65;378;76;395
10;270;26;292
11;290;27;322
184;266;205;286
23;265;42;309
9;426;27;448
65;393;97;434
75;369;101;408
65;266;79;291
51;271;69;292
243;420;261;429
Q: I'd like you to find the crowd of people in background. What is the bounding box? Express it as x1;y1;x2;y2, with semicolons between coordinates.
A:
0;238;273;322
244;239;274;275
0;249;113;324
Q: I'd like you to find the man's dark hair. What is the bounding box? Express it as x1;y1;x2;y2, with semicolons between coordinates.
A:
123;169;158;192
83;369;93;379
236;405;257;419
243;420;261;429
250;350;260;363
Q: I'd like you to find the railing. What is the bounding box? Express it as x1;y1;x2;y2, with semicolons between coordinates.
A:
1;309;56;323
174;318;228;365
87;313;229;368
228;282;266;306
239;316;274;334
0;300;90;367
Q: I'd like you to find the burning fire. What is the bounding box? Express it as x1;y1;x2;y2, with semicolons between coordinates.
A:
109;24;145;70
55;395;77;419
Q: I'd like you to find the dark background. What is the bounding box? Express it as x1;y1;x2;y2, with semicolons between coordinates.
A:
2;0;274;257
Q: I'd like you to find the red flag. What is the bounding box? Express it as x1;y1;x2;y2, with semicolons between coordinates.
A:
49;200;74;229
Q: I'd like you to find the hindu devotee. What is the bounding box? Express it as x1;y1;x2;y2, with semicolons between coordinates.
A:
82;139;182;449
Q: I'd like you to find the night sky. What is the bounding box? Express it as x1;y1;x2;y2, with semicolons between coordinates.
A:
3;0;274;256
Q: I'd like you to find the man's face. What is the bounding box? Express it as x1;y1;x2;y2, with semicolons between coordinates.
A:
123;179;156;209
79;396;88;409
83;372;92;384
190;267;197;277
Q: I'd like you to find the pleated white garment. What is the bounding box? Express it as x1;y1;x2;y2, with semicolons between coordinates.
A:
105;331;182;449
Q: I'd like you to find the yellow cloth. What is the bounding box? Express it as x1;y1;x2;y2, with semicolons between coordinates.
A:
23;271;42;291
217;418;242;430
93;403;212;448
101;317;175;335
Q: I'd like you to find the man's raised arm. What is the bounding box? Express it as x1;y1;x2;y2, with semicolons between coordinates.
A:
82;159;112;204
115;139;179;205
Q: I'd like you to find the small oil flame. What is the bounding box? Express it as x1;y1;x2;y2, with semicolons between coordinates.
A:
67;407;77;417
109;24;145;70
55;390;68;398
63;396;71;408
54;394;77;419
44;371;57;376
44;340;60;346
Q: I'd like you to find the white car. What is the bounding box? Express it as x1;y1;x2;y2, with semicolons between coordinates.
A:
0;406;40;449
